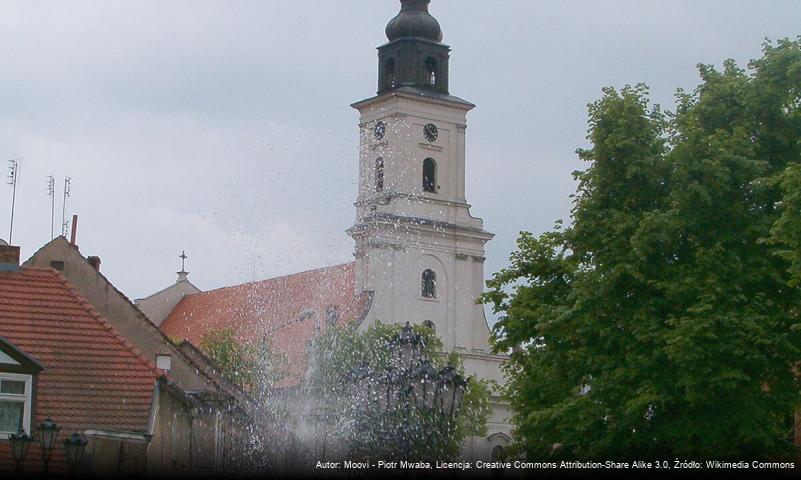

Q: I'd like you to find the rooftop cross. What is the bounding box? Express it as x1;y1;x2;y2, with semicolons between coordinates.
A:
179;251;188;272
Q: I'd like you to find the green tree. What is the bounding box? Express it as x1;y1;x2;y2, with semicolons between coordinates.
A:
200;328;288;396
482;38;801;460
771;165;801;286
306;321;490;461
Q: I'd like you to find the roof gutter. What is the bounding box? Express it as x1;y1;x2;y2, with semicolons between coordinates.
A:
146;378;161;436
83;429;152;444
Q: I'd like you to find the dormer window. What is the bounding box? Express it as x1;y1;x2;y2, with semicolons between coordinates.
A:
0;338;43;439
0;374;32;437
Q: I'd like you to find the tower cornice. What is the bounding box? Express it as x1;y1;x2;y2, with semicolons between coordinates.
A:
349;213;495;243
352;86;475;112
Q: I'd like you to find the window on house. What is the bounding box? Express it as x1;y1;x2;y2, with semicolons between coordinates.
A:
421;270;437;299
425;57;438;86
422;320;435;333
423;158;437;193
385;58;396;89
375;158;384;192
0;374;32;438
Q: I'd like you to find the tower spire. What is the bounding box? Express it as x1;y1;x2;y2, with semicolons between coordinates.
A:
385;0;443;42
377;0;450;95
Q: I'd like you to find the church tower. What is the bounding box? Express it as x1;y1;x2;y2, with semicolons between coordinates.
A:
349;0;499;376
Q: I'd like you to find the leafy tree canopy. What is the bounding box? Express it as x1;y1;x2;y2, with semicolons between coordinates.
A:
482;38;801;460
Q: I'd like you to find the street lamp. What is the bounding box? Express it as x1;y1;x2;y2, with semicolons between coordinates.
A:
9;428;33;472
394;322;422;369
64;432;88;474
37;418;61;473
437;365;467;418
352;323;469;461
412;360;438;410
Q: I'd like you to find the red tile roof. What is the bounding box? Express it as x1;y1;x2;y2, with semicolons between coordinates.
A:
160;263;371;385
0;267;161;472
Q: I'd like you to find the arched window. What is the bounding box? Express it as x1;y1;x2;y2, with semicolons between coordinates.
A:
421;269;437;299
385;58;396;89
422;320;435;333
425;57;437;86
375;158;384;192
422;158;436;193
491;445;503;461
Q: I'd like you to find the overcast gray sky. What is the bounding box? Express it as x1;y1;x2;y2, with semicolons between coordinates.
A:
1;1;799;308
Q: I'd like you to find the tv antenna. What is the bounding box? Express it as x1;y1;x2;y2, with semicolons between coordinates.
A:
7;159;19;243
61;177;71;237
47;175;55;240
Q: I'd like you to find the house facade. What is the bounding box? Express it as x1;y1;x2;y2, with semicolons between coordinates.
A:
0;245;188;475
0;240;256;476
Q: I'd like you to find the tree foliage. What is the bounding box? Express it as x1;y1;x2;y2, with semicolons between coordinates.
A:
482;38;801;460
306;321;491;461
200;328;288;396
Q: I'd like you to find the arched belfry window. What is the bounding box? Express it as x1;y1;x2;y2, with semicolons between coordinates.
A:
422;158;437;193
375;158;384;192
425;57;438;86
385;58;396;89
422;269;437;299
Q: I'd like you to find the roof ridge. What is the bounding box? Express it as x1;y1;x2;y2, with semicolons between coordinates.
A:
22;235;75;265
48;268;165;381
185;261;355;298
36;247;230;393
135;277;200;303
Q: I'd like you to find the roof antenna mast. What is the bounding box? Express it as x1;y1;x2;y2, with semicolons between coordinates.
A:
47;175;55;240
61;177;71;237
7;159;19;243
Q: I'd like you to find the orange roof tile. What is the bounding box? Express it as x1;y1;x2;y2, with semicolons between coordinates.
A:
0;267;160;434
160;263;371;384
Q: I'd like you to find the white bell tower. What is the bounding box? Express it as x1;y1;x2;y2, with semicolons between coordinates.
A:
348;0;511;455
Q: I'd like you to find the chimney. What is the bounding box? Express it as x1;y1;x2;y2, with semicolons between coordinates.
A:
155;354;172;371
87;256;101;272
0;243;21;271
70;214;78;245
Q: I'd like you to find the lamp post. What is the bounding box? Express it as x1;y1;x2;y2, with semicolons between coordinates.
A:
37;418;61;473
64;432;88;474
9;428;33;473
356;322;467;461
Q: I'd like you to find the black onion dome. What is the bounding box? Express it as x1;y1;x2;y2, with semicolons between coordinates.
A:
385;0;443;43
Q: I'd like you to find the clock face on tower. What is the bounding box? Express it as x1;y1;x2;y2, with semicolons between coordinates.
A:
424;123;438;143
374;121;386;140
